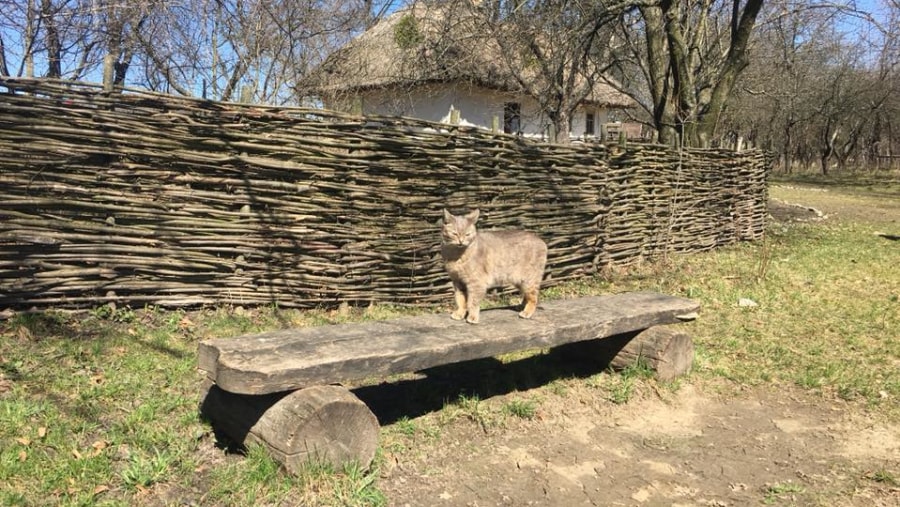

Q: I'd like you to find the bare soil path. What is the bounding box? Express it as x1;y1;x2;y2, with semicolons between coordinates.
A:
379;383;899;506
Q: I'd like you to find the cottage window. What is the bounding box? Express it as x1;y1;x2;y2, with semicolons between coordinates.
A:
503;102;521;134
585;112;595;136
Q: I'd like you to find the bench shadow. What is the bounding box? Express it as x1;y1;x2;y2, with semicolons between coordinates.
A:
352;332;640;425
199;384;291;454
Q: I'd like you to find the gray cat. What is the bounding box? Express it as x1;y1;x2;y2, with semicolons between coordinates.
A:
441;209;548;324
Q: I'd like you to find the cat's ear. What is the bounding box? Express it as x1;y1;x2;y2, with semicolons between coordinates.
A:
442;209;454;223
467;209;480;223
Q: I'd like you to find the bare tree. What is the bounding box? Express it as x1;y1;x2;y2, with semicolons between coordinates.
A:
112;0;373;102
612;0;764;147
723;2;838;169
722;0;899;171
476;0;633;143
0;0;142;81
0;0;380;102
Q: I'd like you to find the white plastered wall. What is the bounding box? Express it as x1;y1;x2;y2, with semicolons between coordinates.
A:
326;82;612;141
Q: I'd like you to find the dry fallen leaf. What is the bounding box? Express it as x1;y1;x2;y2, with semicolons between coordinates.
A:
93;485;110;496
72;448;83;459
37;427;47;438
91;441;108;456
18;450;27;462
16;437;30;446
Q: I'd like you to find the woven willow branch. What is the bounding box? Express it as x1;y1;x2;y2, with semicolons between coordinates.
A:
0;78;769;310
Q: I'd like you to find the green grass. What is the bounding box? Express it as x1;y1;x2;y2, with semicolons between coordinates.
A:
0;307;386;506
683;220;899;407
763;480;806;504
589;358;657;405
503;398;538;420
1;180;897;504
867;468;898;486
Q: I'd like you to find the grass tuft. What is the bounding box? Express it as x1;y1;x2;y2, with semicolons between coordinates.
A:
503;398;538;420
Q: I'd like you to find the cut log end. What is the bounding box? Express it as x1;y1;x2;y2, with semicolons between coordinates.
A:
556;325;694;381
201;384;379;473
605;326;694;381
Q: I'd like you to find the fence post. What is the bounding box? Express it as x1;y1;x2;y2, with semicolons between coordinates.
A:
491;115;500;133
450;107;460;125
351;95;363;116
103;55;115;92
240;85;254;104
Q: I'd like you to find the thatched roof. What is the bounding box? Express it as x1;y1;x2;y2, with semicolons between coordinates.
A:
308;3;634;108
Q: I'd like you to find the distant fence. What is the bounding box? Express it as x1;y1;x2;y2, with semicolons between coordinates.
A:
0;78;769;311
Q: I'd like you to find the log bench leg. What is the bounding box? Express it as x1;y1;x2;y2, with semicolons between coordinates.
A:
599;326;694;381
200;383;379;473
557;325;694;381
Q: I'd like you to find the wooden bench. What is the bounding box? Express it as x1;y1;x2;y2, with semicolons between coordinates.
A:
198;292;699;473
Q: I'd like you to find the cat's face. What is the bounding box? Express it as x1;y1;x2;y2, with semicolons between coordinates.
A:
442;209;480;247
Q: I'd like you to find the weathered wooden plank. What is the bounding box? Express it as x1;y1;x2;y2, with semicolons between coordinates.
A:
198;292;699;395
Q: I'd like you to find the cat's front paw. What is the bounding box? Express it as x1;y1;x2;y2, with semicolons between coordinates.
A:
465;314;480;324
450;311;466;321
518;309;535;319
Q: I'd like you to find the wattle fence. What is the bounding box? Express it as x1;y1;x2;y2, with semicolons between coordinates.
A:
0;78;769;311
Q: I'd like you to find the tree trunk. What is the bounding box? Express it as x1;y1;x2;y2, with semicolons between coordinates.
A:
41;0;62;78
643;0;764;147
783;120;794;173
640;4;677;145
0;33;9;76
821;124;838;175
552;109;572;144
694;0;764;147
660;0;698;145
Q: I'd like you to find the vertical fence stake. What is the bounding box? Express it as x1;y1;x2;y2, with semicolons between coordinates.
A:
103;55;115;92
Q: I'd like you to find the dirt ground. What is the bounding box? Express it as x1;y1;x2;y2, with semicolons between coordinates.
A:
377;382;899;506
769;183;900;226
373;194;899;507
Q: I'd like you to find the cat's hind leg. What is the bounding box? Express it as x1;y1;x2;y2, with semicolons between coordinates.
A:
518;283;539;319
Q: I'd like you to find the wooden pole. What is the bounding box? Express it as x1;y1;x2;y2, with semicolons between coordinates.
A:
351;95;363;116
240;85;253;104
103;55;115;92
